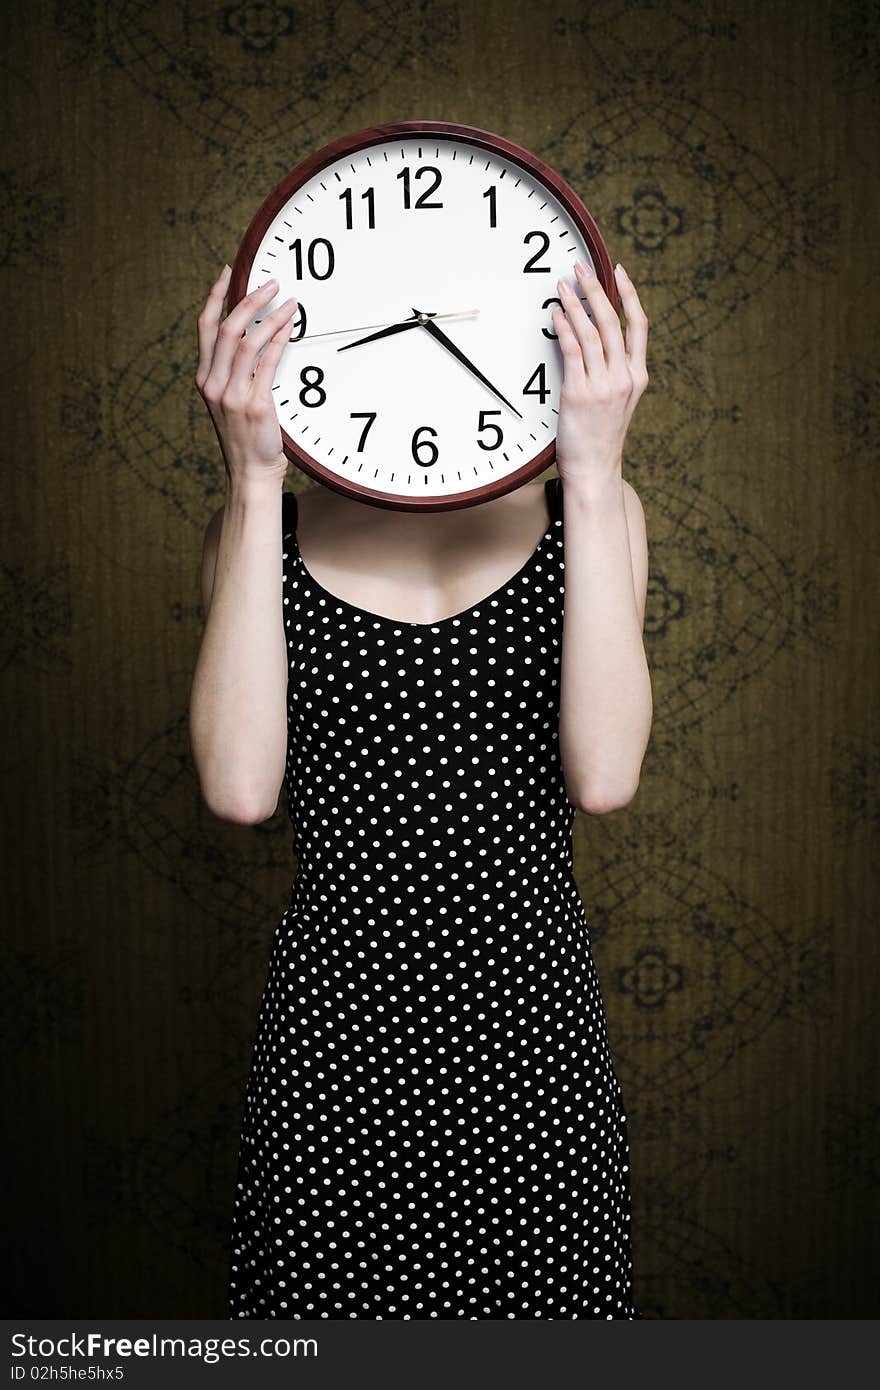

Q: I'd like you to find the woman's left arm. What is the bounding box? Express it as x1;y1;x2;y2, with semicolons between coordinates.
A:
552;260;653;814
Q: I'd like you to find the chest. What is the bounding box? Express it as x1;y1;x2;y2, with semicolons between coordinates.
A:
297;528;557;628
284;477;563;630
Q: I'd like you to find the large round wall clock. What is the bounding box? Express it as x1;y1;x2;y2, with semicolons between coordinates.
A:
229;120;620;512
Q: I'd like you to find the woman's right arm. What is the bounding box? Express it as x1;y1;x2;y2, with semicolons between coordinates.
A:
187;264;299;824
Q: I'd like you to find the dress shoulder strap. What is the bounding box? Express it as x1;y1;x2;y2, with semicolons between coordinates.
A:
545;473;563;523
282;488;298;539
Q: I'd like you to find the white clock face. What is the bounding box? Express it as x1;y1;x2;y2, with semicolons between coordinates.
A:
242;133;597;503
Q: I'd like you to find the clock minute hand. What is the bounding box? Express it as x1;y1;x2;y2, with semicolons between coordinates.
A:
419;319;523;419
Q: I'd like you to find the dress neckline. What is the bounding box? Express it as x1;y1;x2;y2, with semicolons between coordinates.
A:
289;477;560;632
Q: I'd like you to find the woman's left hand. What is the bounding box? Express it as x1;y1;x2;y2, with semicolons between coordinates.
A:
552;260;649;489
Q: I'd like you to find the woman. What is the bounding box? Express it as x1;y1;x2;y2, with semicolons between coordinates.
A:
189;258;652;1318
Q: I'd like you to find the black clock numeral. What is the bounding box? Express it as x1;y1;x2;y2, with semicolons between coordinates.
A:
397;165;443;210
483;185;497;228
523;230;551;273
476;409;503;451
340;186;376;230
299;365;326;407
541;297;562;340
289;236;335;280
351;411;377;451
523;363;550;404
411;425;439;467
289;302;307;342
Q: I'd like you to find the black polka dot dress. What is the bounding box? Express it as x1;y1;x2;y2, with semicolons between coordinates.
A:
227;475;639;1319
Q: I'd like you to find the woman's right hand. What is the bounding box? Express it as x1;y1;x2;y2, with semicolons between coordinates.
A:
195;264;299;488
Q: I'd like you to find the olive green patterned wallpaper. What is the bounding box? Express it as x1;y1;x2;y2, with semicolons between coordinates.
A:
3;0;878;1318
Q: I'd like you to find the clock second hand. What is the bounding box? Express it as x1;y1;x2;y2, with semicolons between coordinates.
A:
312;295;588;347
296;308;479;344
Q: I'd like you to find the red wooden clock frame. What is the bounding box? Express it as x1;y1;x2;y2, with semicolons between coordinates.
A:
229;120;619;512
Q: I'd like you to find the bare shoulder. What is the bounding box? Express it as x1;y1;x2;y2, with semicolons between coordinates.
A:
199;503;226;618
508;473;553;522
293;485;324;527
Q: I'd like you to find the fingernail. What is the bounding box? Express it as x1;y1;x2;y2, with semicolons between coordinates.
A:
582;260;595;276
263;277;278;289
615;262;628;278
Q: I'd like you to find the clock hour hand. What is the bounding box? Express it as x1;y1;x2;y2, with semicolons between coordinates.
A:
419;319;523;419
336;309;424;352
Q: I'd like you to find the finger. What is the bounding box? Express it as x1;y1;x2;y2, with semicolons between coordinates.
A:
206;276;283;389
613;263;649;375
252;305;300;394
195;264;231;387
227;296;298;394
557;278;605;379
552;306;587;393
573;261;627;371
